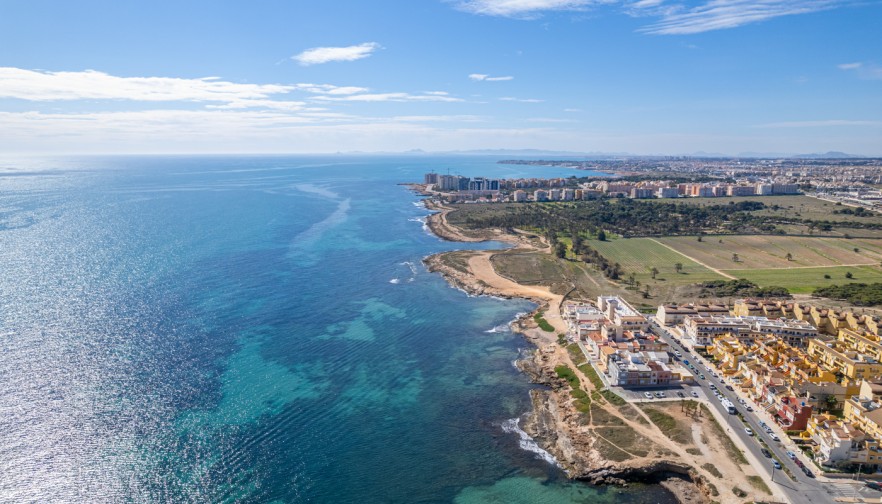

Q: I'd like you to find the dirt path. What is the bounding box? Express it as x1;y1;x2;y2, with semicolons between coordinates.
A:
649;238;738;280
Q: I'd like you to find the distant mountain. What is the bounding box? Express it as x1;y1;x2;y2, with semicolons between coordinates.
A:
792;151;861;159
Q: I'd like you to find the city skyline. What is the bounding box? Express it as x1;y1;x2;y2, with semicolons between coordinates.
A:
1;0;880;155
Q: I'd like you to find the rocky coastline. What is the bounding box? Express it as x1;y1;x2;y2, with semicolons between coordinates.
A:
416;188;715;504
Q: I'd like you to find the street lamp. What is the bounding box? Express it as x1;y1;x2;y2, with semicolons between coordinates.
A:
856;463;863;481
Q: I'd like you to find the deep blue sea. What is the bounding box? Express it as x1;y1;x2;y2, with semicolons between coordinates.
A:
0;156;675;503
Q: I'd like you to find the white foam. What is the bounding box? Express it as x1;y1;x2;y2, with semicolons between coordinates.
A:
501;418;561;467
484;323;511;334
389;278;400;284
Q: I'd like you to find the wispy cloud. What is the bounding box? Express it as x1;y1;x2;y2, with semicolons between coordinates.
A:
312;92;464;103
564;108;582;112
292;42;381;66
0;67;294;102
756;119;882;128
638;1;841;35
469;73;515;81
454;0;602;18
500;96;545;103
838;61;882;80
455;0;850;35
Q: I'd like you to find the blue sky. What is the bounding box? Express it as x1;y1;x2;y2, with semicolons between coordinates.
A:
1;0;880;155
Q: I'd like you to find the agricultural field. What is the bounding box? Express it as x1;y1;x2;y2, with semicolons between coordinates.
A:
656;235;882;270
721;265;882;294
587;237;725;285
650;195;882;226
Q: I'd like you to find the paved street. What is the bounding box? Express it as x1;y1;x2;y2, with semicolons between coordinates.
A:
648;317;882;504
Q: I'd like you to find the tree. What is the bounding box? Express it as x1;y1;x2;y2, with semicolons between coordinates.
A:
846;271;854;279
675;262;683;274
824;395;839;411
650;267;659;279
596;229;607;241
732;253;740;262
785;252;793;261
697;235;703;242
854;247;860;253
554;241;567;259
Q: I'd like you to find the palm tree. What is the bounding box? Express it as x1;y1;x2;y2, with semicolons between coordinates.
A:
675;262;683;274
650;267;659;279
732;253;739;262
785;252;793;261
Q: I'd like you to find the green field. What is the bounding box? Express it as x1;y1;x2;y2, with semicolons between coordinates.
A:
648;195;882;226
587;237;725;285
720;265;882;294
657;235;882;270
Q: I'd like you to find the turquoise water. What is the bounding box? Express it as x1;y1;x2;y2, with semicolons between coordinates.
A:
0;156;674;503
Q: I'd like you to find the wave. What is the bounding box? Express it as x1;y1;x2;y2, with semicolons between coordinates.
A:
500;418;560;467
389;278;401;284
484;323;511;334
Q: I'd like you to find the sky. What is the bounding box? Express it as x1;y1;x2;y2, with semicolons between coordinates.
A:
1;0;881;156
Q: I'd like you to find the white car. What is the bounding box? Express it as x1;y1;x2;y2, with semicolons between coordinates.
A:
745;428;754;436
770;433;780;442
691;391;699;398
644;392;653;399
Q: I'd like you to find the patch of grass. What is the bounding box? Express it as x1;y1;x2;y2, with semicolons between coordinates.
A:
706;482;719;497
642;405;693;445
702;404;748;465
746;475;772;495
720;265;882;294
686;447;702;456
577;363;605;390
596;426;651;458
732;487;747;498
555;365;580;389
566;342;587;364
702;463;723;478
600;389;626;406
592;436;632;462
590;405;625;426
534;312;555;332
589;237;725;285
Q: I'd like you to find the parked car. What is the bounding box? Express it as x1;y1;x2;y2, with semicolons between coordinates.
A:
795;459;804;468
677;391;685;398
691;391;699;398
786;451;797;460
802;467;814;478
745;428;754;436
726;384;734;391
683;360;689;366
866;482;882;491
761;448;772;458
699;374;706;380
772;460;782;469
644;392;653;399
769;433;780;442
746;406;754;412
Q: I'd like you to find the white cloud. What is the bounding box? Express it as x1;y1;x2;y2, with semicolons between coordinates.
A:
838;61;882;80
500;96;545;103
564;108;582;112
637;1;841;35
455;0;602;18
292;42;381;66
469;73;515;81
755;119;882;128
292;84;370;95
0;67;294;102
312;92;464;103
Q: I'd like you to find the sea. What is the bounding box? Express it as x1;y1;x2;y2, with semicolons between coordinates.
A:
0;156;677;503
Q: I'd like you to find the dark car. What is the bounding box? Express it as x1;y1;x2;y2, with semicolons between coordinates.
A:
802;467;814;478
866;481;882;491
795;459;805;468
761;448;772;458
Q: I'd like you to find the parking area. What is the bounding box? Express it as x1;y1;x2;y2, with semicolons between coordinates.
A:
611;383;707;403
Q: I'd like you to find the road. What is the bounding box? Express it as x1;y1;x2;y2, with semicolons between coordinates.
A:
649;317;880;504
